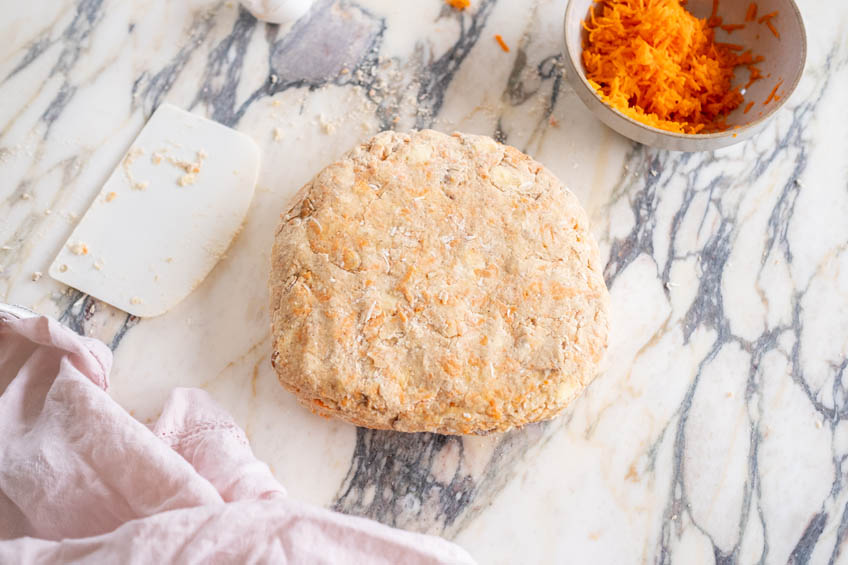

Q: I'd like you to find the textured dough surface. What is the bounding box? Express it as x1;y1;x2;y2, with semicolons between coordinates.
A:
269;130;609;434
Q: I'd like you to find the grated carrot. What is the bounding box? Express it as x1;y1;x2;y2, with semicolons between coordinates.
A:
445;0;470;10
743;101;754;113
716;42;745;51
720;23;746;33
745;65;764;88
707;0;722;27
745;2;758;22
757;11;778;23
494;34;510;52
736;51;763;66
765;19;780;39
757;11;781;39
763;79;783;104
582;0;757;134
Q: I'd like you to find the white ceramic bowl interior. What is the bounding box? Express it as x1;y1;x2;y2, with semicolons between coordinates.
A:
562;0;806;151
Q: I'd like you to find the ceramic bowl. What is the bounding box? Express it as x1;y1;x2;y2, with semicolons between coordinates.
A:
562;0;807;151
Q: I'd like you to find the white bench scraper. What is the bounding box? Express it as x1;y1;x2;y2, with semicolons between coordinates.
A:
49;104;260;317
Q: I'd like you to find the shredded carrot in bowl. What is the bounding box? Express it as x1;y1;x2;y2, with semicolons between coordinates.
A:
745;2;758;22
581;0;756;134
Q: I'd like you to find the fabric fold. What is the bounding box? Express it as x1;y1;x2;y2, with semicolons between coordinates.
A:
0;308;474;564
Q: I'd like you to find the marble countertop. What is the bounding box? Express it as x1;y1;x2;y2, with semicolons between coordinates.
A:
2;0;847;562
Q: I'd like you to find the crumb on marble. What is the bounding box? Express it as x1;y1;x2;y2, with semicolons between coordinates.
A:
93;259;104;271
274;127;284;141
21;193;32;200
133;181;149;190
130;296;143;305
59;264;68;272
178;173;197;186
31;271;42;282
319;114;336;135
272;99;282;107
105;191;118;202
165;257;174;263
45;209;52;215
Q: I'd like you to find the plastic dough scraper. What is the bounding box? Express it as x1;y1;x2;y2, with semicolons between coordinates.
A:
49;104;260;317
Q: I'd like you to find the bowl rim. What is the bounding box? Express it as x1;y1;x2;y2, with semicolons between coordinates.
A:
562;0;808;140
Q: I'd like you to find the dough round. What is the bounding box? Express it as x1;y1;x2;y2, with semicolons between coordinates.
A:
269;130;609;434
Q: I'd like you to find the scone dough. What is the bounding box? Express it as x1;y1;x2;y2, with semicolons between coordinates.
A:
269;130;609;434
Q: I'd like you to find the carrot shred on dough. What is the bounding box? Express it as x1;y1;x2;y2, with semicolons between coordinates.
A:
582;0;760;133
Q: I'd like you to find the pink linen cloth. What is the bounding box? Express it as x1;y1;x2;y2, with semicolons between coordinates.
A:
0;309;474;564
